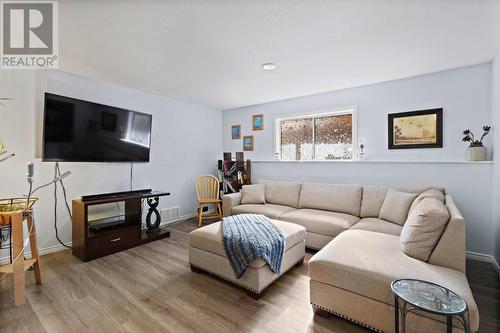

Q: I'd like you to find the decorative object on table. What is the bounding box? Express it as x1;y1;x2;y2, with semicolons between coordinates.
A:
462;125;491;161
195;175;222;227
145;197;161;232
218;152;252;194
391;279;470;333
231;125;241;139
0;200;41;306
252;114;264;131
388;108;443;149
243;135;254;151
0;197;38;213
358;137;367;160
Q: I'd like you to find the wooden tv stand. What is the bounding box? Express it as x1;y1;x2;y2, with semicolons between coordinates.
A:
72;190;170;261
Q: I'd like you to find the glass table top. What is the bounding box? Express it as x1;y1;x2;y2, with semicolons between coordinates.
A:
391;279;467;315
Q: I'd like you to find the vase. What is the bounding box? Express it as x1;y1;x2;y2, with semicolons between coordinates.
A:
467;144;487;161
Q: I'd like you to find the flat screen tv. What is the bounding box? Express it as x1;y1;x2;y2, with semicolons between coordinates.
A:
43;93;152;162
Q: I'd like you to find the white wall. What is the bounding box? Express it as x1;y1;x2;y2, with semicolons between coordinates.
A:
0;70;222;259
223;64;495;256
492;50;500;265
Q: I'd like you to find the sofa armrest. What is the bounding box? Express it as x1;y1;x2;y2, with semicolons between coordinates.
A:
222;192;242;217
428;194;466;273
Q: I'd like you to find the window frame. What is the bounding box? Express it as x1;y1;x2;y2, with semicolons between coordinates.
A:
273;106;358;161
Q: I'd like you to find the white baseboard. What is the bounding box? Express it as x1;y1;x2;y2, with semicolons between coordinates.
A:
160;212;197;226
0;241;72;265
466;251;500;273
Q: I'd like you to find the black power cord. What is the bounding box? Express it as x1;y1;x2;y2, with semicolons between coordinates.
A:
57;163;72;219
53;162;72;249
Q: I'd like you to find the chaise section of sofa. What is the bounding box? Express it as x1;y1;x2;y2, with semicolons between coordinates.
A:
308;194;477;333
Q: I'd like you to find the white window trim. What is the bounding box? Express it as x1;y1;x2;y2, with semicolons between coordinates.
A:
274;106;358;161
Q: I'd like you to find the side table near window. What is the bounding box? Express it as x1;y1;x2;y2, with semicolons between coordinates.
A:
391;279;470;333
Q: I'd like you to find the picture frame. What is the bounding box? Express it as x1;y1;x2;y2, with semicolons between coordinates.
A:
231;125;241;140
243;135;254;151
253;114;264;131
388;108;443;149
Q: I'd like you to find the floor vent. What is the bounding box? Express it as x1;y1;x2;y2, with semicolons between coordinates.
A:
161;206;180;221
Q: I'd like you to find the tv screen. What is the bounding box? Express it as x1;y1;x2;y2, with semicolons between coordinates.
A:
43;93;152;162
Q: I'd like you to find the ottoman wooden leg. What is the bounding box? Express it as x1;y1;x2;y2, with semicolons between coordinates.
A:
312;305;331;318
247;290;264;300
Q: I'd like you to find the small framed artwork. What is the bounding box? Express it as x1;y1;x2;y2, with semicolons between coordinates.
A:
243;135;254;151
253;114;264;131
388;108;443;149
231;125;241;139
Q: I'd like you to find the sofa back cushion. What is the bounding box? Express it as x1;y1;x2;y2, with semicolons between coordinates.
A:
260;180;302;208
361;185;445;218
400;197;450;261
240;184;266;205
378;188;418;225
299;183;362;216
409;188;445;214
360;186;389;218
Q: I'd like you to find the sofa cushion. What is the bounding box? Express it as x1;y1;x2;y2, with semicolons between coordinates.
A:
260;180;302;208
378;188;418;225
299;183;362;216
350;217;402;236
409;188;445;215
189;219;306;268
280;209;359;238
360;186;389;218
401;198;450;261
308;230;479;331
240;184;266;205
232;204;296;220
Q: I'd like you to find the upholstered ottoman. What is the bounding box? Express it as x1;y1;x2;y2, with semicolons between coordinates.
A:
189;218;306;299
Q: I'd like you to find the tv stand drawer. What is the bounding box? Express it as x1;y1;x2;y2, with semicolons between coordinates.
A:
87;227;140;258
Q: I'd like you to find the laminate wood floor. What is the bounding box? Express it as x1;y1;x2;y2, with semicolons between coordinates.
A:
0;217;498;333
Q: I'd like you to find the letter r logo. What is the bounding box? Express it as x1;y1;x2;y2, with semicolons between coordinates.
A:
2;2;53;55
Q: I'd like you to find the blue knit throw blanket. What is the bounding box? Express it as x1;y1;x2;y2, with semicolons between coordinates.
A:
222;214;286;279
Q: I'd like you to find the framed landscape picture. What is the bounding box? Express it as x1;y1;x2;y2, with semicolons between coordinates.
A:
231;125;241;139
243;135;254;151
388;108;443;149
253;114;264;131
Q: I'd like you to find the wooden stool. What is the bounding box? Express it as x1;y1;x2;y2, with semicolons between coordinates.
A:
0;209;42;306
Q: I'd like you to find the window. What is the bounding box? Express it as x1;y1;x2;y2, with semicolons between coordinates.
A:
275;108;356;160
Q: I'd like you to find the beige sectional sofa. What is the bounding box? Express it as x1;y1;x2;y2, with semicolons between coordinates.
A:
222;180;479;333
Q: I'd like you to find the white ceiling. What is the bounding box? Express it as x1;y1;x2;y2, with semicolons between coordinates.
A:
59;1;500;110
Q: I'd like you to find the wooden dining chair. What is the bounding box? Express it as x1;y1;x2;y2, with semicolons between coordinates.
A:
195;175;223;226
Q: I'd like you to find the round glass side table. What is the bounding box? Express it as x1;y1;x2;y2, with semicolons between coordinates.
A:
391;279;470;333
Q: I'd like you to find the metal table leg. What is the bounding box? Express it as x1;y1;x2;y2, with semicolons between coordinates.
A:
394;295;400;333
460;311;471;333
400;301;407;333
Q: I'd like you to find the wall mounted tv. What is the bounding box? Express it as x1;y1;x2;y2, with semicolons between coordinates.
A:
43;93;152;162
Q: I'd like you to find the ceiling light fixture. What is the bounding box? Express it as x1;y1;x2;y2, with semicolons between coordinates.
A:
261;63;277;71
